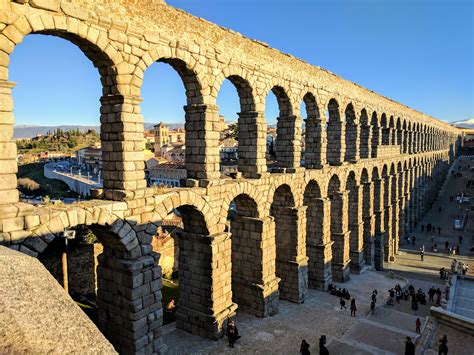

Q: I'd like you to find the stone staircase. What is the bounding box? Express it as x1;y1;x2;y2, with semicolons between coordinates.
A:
328;302;423;354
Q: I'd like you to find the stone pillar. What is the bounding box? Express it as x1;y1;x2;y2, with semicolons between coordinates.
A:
231;216;279;317
371;125;381;158
344;121;359;163
373;178;385;271
275;206;308;303
382;127;390;145
362;182;375;267
101;94;147;201
402;130;408;154
304;116;326;168
349;185;365;273
327;118;345;165
275;115;302;170
332;191;351;282
176;231;237;339
383;176;394;262
360;122;372;159
237;111;267;178
307;197;333;289
184;104;220;181
0;80;19;204
96;251;163;354
408;130;413;154
397;197;405;253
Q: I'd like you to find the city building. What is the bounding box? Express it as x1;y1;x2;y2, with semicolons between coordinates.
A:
153;122;185;157
146;159;187;187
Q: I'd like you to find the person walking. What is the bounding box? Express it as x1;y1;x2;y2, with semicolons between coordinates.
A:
405;337;415;355
300;339;310;355
420;248;424;261
350;298;357;317
319;335;329;355
416;318;421;333
340;297;346;310
226;320;237;348
429;286;436;302
435;288;442;306
372;290;377;304
438;334;448;355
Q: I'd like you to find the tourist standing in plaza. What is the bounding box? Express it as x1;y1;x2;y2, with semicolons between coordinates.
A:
405;337;415;355
300;339;310;355
438;335;448;354
415;318;421;333
319;335;329;355
350;298;357;317
340;297;346;310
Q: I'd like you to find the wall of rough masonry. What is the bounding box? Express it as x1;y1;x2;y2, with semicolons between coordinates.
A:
0;0;464;354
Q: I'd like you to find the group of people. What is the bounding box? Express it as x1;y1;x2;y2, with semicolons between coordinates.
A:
299;335;328;355
427;286;443;305
420;223;441;235
387;284;430;312
328;284;351;300
451;258;469;275
339;297;357;317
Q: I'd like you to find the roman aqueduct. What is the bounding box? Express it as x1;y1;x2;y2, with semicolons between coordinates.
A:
0;0;463;353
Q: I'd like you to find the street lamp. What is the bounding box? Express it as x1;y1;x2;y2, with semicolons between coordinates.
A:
60;229;76;294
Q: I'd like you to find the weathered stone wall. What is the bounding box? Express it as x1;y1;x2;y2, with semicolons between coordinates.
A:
0;1;464;354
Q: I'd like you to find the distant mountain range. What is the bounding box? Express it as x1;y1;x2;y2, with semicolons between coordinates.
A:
13;123;184;139
450;118;474;129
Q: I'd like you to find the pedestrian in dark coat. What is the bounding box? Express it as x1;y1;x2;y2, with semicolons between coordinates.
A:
300;339;310;355
405;337;415;355
319;335;329;355
350;298;357;317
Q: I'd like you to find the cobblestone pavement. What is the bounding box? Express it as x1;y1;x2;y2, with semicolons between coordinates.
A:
402;156;474;258
161;270;407;354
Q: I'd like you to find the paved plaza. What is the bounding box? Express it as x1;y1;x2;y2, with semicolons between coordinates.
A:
403;156;474;257
161;263;450;355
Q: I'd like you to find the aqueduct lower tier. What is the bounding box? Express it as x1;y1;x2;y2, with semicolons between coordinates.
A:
0;0;463;354
0;152;457;353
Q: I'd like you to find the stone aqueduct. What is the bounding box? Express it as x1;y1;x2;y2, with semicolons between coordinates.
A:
0;0;463;353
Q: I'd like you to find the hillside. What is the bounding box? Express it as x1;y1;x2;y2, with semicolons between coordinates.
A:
14;123;184;139
16;129;99;154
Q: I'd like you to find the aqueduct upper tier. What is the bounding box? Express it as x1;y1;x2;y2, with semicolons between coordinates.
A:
0;0;463;354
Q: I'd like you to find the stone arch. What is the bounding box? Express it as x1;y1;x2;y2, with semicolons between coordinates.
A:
346;171;364;272
371;111;380;158
135;44;206;104
19;202;161;351
213;67;258;111
327;174;350;282
360;108;371;159
2;14;125;203
213;69;263;177
396;117;402;146
271;184;307;302
389;115;396;145
402;119;408;153
265;84;299;169
302;92;324;168
219;182;264;225
229;192;278;316
381;113;389;145
360;168;374;266
303;179;328;288
265;84;293;116
344;103;358;163
326;98;343;165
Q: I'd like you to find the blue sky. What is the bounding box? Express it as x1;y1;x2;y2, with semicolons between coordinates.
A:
9;0;473;126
